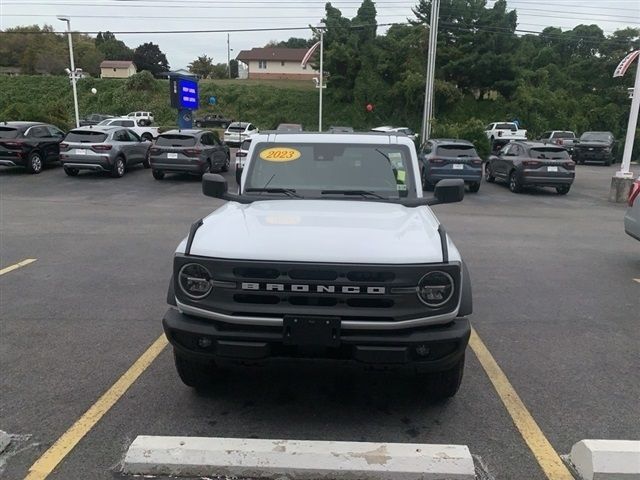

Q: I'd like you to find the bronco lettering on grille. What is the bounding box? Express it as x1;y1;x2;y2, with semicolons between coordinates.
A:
241;282;386;295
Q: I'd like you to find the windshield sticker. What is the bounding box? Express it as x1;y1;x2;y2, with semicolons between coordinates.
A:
396;170;407;183
260;147;301;162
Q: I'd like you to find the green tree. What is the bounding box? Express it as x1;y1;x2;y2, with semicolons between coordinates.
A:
133;42;169;76
188;55;214;78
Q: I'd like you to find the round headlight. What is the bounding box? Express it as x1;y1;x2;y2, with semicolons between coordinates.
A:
178;263;213;299
417;271;454;307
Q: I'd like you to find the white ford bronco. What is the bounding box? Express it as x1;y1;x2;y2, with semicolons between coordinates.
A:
163;132;473;399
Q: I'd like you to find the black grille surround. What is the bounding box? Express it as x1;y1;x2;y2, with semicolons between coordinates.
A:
173;255;462;326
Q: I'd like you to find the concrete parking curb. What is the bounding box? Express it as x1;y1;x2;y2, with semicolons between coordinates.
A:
569;439;640;480
0;430;10;454
122;436;475;479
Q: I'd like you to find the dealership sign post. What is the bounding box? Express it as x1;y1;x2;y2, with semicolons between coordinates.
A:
169;74;199;130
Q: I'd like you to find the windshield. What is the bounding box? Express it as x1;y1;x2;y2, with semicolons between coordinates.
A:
244;143;415;198
554;132;575;139
436;145;478;157
529;147;569;159
228;123;247;132
240;139;252;150
156;134;197;147
580;132;612;142
0;127;20;139
65;131;108;143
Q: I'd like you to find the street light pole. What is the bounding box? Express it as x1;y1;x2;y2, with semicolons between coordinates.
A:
420;0;440;142
58;16;80;128
617;53;640;178
318;23;325;132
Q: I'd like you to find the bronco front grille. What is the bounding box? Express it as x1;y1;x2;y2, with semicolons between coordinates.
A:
174;256;461;322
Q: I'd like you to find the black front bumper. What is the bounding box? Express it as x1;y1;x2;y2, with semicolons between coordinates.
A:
163;308;470;372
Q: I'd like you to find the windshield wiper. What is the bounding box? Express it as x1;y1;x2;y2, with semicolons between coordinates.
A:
320;189;386;199
245;187;302;198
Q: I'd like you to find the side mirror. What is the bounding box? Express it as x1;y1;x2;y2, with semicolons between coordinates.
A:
433;179;464;205
202;173;228;198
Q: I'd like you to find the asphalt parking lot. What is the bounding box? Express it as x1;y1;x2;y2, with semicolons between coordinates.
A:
1;158;638;480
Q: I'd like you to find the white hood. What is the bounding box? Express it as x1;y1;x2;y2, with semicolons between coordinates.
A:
180;200;460;264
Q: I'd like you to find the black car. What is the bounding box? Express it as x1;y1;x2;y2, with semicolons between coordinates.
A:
573;131;616;165
419;139;483;192
486;141;575;194
79;113;113;127
0;121;65;174
194;114;233;129
149;129;230;180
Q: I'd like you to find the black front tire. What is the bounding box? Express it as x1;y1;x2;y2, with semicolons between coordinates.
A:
142;152;151;169
509;170;522;193
26;151;43;174
468;182;480;193
422;354;465;400
485;164;495;183
221;154;230;172
556;185;571;195
111;157;125;178
174;350;217;390
64;166;79;176
152;169;165;180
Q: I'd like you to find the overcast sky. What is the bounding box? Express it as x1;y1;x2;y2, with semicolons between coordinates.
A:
0;0;638;69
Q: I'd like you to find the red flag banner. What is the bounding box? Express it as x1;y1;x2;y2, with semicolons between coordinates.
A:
613;50;640;78
301;41;321;68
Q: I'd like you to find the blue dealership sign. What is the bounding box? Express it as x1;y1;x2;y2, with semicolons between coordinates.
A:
169;75;199;110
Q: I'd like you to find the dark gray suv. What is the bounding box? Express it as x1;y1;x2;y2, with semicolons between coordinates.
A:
419;139;483;192
486;141;575;194
149;130;230;180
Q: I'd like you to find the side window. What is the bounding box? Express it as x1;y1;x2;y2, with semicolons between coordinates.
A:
28;126;49;138
500;145;511;156
422;142;432;154
127;130;140;142
114;130;128;142
200;134;211;146
47;126;64;137
125;121;135;127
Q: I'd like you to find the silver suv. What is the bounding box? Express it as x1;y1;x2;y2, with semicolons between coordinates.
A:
60;127;150;178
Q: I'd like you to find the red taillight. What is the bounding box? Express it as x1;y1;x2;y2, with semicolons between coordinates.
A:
236;151;247;157
184;148;202;157
430;158;445;165
91;144;112;152
59;143;69;151
523;160;542;167
628;180;640;207
1;140;24;149
564;161;575;170
471;159;482;166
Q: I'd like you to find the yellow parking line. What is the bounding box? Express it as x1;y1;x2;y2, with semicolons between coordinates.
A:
0;258;37;276
25;334;168;480
469;328;574;480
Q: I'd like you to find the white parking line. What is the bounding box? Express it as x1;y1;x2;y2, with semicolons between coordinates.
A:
0;258;37;276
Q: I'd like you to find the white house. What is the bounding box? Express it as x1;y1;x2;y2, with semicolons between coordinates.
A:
236;48;317;80
100;60;137;79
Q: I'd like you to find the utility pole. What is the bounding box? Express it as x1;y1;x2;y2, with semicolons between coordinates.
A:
58;16;80;128
421;0;440;143
318;23;326;132
227;33;231;79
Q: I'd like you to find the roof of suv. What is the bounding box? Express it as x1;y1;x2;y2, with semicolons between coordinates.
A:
160;129;203;136
429;138;474;145
251;131;418;146
1;121;47;128
515;141;564;149
69;126;118;133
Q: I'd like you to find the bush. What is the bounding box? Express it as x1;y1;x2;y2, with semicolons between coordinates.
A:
125;70;157;92
432;118;492;158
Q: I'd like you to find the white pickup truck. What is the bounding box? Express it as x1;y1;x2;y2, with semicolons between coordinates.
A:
96;117;160;141
162;132;474;400
484;122;527;148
